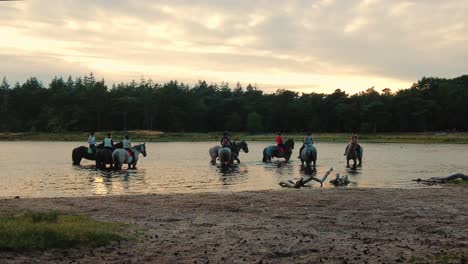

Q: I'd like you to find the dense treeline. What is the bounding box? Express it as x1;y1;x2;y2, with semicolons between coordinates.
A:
0;74;467;133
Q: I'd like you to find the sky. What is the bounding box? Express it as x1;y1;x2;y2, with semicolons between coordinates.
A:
0;0;467;94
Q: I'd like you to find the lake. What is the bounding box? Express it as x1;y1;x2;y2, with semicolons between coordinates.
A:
0;141;466;198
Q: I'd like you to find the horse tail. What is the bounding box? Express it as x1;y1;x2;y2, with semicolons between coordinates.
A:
262;148;268;162
112;150;120;168
72;148;81;165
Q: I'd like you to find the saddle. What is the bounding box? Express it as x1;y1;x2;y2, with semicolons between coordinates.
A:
87;147;94;154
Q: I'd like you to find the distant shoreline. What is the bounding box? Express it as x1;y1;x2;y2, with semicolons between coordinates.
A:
1;131;468;144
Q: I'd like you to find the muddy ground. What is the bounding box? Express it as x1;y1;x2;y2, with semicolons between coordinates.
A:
1;188;467;263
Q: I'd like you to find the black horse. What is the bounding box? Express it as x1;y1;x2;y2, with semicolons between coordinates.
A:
95;149;114;170
72;142;122;166
95;142;123;170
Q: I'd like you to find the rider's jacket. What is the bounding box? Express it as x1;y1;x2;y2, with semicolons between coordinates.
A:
304;136;313;145
104;138;113;148
122;139;131;148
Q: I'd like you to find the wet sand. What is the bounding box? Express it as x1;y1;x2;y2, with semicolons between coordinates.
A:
1;188;467;263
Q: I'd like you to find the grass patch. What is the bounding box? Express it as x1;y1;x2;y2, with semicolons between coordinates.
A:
408;252;468;263
0;210;128;251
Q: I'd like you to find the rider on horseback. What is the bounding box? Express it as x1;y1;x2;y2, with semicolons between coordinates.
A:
298;131;314;158
88;131;96;153
122;135;134;160
220;131;232;149
276;132;285;153
103;133;114;151
344;135;360;155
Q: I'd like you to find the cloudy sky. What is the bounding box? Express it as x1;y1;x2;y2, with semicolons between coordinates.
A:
1;0;467;94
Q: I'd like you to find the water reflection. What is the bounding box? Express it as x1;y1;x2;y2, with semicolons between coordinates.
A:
300;166;317;177
0;141;466;198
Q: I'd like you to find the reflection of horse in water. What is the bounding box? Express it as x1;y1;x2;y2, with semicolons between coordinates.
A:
209;141;249;165
112;143;147;170
217;147;232;167
72;143;122;165
262;139;294;162
300;144;317;170
346;143;363;169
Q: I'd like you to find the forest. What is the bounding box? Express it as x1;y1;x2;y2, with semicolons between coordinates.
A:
0;74;467;133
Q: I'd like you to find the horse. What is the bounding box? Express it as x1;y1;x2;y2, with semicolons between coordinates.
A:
262;138;294;162
72;146;96;165
300;144;317;170
346;143;363;169
94;142;124;170
232;141;249;163
95;148;114;170
112;143;147;170
209;141;249;164
218;147;232;167
72;142;108;165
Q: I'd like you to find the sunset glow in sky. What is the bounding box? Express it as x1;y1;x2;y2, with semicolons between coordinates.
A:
1;0;467;94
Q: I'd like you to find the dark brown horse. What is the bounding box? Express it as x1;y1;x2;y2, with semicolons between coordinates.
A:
72;142;122;165
346;143;363;169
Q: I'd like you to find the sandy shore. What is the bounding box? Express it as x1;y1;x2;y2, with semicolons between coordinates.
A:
1;188;467;263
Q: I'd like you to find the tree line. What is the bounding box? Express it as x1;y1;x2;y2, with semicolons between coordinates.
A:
0;74;467;133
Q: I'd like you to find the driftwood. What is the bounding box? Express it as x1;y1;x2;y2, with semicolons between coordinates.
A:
330;173;350;186
279;168;333;188
413;173;468;185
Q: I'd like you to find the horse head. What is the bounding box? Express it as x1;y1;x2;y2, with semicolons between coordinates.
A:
135;143;147;157
141;143;147;157
240;141;249;153
285;138;294;151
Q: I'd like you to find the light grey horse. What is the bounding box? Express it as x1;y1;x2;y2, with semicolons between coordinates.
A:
112;143;147;170
300;144;317;170
218;147;232;167
209;141;249;164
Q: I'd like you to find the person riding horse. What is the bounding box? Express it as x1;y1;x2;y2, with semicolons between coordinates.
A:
103;133;114;151
220;131;233;149
122;135;134;160
275;132;285;154
298;131;314;159
88;131;96;153
344;135;361;155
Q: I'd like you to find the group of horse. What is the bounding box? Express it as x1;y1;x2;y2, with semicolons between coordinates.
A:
72;139;363;171
72;143;147;170
210;139;363;170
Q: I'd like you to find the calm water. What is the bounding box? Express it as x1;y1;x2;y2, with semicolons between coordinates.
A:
0;141;467;198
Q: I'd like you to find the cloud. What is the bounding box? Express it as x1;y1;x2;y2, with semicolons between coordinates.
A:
0;0;467;94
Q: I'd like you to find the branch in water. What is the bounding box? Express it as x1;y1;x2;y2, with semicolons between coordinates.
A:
279;168;333;188
413;173;468;185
